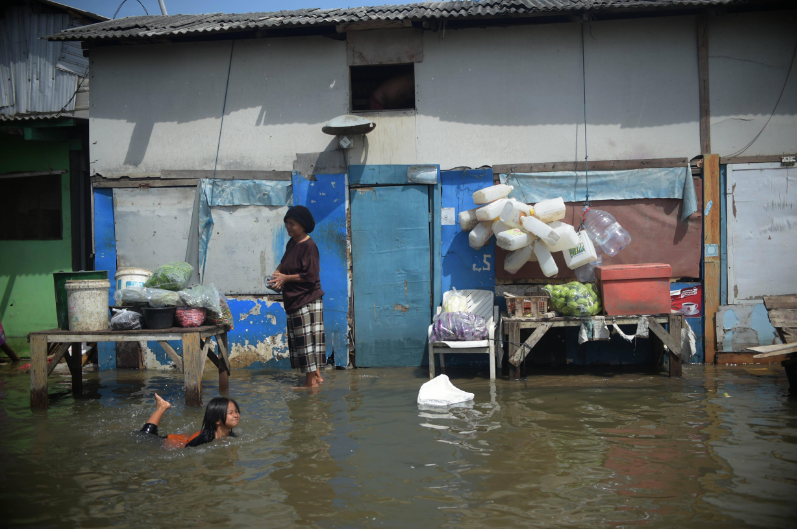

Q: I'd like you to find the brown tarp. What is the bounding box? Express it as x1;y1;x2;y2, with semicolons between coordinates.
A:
496;178;703;280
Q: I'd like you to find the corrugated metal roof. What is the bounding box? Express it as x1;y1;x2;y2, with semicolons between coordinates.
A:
47;0;756;42
0;5;83;119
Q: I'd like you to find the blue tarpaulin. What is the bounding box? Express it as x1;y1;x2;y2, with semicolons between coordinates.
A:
499;166;697;221
198;179;292;277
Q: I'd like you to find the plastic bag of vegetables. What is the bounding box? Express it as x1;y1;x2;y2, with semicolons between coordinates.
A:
543;281;602;317
115;286;183;307
206;295;234;330
144;262;194;291
179;284;222;315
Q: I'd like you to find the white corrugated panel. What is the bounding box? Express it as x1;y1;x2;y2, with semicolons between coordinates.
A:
0;5;82;118
56;19;89;77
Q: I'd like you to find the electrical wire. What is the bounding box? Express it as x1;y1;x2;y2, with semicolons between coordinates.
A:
724;39;797;158
113;0;149;19
580;18;591;229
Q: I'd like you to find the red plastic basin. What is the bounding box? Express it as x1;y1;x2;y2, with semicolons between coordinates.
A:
595;264;672;316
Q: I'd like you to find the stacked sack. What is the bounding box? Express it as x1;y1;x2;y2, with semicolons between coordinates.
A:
459;185;598;278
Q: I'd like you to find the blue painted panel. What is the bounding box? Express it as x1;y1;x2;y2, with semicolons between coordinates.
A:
441;169;496;292
432;175;442;320
350;185;432;367
349;164;439;186
292;173;349;367
93;188;117;371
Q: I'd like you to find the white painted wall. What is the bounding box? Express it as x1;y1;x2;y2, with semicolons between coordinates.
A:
710;11;797;157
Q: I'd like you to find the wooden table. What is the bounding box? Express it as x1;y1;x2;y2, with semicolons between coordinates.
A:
502;313;686;379
28;325;230;409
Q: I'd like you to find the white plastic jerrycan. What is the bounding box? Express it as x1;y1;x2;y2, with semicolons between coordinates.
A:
533;197;567;223
563;230;598;270
520;215;560;247
499;199;534;228
469;221;494;249
475;198;511;221
458;207;480;231
504;242;536;274
496;228;534;251
472;184;513;205
533;242;559;278
543;221;581;252
492;219;512;237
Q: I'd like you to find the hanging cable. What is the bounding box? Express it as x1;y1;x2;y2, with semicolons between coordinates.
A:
580;17;591;229
113;0;148;19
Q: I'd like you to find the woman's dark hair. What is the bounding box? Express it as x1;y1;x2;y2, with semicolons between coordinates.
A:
200;397;240;435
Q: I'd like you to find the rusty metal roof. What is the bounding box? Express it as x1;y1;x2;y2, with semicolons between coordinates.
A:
46;1;756;42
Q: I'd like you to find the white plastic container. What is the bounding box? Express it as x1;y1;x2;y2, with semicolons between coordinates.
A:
504;243;536;274
458;208;480;231
496;228;533;251
499;199;534;228
543;221;581;252
520;215;560;247
584;208;632;256
563;230;599;270
533;197;567;223
65;279;111;332
114;267;153;291
492;219;512;237
533;243;559;278
475;198;511;221
472;184;513;205
469;221;494;249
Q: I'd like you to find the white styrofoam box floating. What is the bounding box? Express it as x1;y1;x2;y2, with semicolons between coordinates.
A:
418;375;475;407
475;198;511;221
496;228;533;251
472;184;513;205
504;242;536;274
533;197;567;223
544;221;581;252
533;242;559;277
563;230;598;270
469;221;493;249
459;207;479;231
499;199;534;228
521;215;560;247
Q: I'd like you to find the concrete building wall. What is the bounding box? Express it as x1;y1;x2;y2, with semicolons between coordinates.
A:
709;10;797;157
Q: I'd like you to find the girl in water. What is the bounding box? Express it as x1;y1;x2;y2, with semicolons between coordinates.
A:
140;394;240;448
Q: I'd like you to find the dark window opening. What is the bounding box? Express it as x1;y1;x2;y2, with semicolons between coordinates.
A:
0;175;63;240
351;63;415;112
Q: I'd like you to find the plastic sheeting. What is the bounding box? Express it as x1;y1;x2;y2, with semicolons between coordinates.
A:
499;166;698;220
198;179;292;277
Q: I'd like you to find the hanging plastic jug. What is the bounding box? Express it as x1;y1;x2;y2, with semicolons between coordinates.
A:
520;215;560;247
469;221;493;249
574;240;603;282
458;207;479;231
472;184;513;205
533;242;559;278
496;228;533;251
504;242;536;274
563;230;598;269
476;198;511;221
543;221;581;252
533;197;566;223
492;219;512;237
584;208;632;257
499;199;534;228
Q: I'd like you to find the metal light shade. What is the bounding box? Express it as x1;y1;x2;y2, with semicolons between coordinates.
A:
322;115;376;135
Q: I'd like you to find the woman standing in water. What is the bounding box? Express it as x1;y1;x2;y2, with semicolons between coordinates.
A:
268;205;326;388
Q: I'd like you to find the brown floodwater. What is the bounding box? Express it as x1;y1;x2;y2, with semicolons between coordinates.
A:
1;363;796;528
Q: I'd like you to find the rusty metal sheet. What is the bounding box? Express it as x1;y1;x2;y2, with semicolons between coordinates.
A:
496;179;703;280
347;28;423;66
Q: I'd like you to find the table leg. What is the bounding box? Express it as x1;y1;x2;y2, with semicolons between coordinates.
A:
218;332;229;393
651;332;665;373
508;322;521;380
182;333;203;406
30;335;48;409
781;359;797;394
67;342;83;395
669;314;683;378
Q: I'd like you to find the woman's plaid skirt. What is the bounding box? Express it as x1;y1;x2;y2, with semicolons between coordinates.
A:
286;298;326;373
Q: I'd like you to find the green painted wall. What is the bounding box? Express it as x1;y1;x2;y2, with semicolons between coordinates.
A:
0;136;72;356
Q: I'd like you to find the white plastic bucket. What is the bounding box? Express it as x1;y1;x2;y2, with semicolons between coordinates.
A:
66;279;111;331
115;267;152;291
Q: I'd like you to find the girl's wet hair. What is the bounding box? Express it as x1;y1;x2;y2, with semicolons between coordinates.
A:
200;397;240;434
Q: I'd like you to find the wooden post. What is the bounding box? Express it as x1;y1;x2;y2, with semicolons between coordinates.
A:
668;314;683;378
1;342;21;362
651;331;665;373
30;334;49;409
697;14;711;155
182;333;203;407
704;154;721;364
218;332;230;392
508;322;521;380
66;342;83;395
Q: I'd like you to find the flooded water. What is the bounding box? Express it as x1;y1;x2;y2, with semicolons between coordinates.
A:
1;364;797;528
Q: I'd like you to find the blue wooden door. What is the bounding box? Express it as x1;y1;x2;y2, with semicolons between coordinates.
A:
350;185;432;367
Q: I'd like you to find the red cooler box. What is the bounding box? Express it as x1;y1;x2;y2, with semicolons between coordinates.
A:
595;264;672;316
